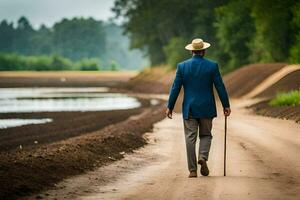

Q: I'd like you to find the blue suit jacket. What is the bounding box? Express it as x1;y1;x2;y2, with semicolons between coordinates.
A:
167;55;230;119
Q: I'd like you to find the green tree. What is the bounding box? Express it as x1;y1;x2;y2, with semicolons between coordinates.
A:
113;0;202;65
250;0;295;62
52;17;106;60
109;60;120;71
30;25;53;55
214;0;255;72
51;55;72;70
163;37;190;68
192;0;228;60
76;58;101;71
289;1;300;63
12;16;35;55
0;20;14;52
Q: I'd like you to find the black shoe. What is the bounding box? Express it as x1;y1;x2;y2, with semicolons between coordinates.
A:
198;159;209;176
188;171;197;178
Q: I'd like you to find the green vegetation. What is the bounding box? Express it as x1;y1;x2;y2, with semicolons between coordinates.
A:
0;53;101;71
0;17;148;70
1;1;298;71
113;0;300;71
163;37;190;69
269;90;300;107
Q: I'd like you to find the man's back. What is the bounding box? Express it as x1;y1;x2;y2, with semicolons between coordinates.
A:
165;38;231;177
167;54;230;119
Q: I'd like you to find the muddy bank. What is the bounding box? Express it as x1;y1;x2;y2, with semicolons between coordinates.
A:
0;99;150;152
118;63;288;97
223;63;286;97
244;67;300;123
115;67;174;94
248;100;300;123
0;103;165;199
0;71;136;88
256;69;300;98
0;71;166;199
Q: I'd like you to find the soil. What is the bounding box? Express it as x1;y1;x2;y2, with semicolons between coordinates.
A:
223;63;286;97
120;63;287;97
0;63;298;199
248;100;300;123
117;67;175;94
0;71;166;199
0;71;136;88
223;63;300;123
0;99;151;152
30;102;300;200
0;104;165;199
256;69;300;98
245;68;300;122
120;63;299;124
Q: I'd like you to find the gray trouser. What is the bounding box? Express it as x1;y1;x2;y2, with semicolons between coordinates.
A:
183;117;213;172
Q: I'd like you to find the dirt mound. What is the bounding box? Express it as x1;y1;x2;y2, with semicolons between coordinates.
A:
119;63;288;98
0;104;165;199
223;63;287;98
240;66;300;123
119;67;175;94
0;71;136;87
0;99;150;152
256;69;300;98
248;100;300;123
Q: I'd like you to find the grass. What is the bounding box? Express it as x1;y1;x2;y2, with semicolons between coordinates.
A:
269;89;300;107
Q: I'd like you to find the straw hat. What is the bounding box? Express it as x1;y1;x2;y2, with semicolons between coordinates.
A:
185;38;211;51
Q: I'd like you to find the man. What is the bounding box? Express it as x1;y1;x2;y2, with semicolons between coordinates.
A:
166;38;231;178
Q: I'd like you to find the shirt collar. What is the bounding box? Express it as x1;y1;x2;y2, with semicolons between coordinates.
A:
192;55;203;59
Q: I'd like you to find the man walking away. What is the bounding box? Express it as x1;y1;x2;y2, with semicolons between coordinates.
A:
166;38;231;178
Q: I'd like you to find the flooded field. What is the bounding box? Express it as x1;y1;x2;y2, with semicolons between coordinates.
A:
0;87;141;113
0;87;141;128
0;118;52;129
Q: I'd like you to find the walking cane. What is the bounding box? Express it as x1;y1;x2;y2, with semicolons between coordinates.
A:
224;115;228;176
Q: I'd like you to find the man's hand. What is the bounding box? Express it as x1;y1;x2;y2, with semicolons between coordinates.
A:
223;107;231;116
165;108;173;119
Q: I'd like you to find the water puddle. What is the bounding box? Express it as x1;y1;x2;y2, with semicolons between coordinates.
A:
0;87;141;113
0;118;52;129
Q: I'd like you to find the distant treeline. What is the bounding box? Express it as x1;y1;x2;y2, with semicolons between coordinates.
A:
0;53;109;71
113;0;300;72
0;17;148;70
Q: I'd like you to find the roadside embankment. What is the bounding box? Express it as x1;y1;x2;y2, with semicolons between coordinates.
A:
248;99;300;123
1;62;298;199
223;63;287;98
0;99;150;151
117;66;175;94
120;63;300;122
0;71;137;87
0;71;166;199
223;63;300;123
0;102;165;199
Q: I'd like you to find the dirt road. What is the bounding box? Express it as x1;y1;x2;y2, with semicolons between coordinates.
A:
31;99;299;200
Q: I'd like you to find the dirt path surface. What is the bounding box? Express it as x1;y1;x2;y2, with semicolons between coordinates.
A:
32;99;300;200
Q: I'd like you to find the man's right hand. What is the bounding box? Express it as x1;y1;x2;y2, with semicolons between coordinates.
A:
165;108;173;119
223;107;231;116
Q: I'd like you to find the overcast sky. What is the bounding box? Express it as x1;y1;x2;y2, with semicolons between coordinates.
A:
0;0;116;28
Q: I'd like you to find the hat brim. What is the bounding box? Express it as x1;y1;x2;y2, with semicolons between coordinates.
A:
185;42;211;51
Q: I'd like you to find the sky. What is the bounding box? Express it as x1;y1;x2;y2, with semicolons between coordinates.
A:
0;0;116;28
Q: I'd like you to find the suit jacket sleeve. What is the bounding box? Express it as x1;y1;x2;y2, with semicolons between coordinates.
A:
213;63;230;108
167;64;183;110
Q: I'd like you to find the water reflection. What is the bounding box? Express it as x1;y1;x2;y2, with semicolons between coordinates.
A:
0;118;52;129
0;87;109;99
0;87;141;113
